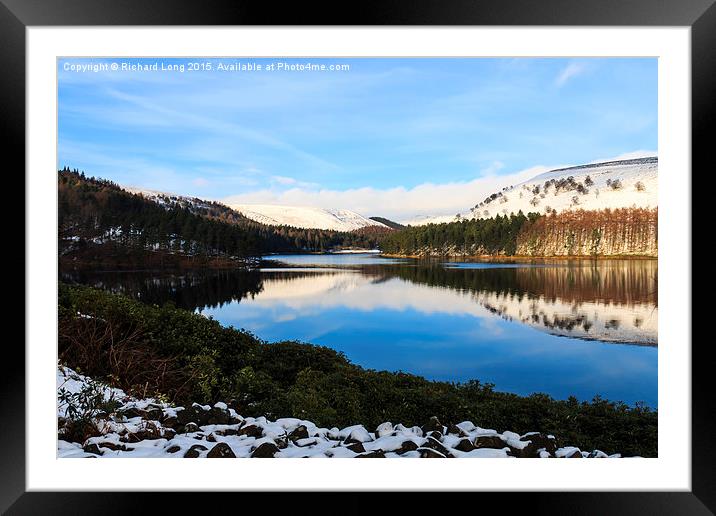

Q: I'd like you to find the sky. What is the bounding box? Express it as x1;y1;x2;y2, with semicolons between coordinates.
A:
58;57;657;221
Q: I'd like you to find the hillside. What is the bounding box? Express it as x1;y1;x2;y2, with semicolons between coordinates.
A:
405;157;658;226
229;204;388;232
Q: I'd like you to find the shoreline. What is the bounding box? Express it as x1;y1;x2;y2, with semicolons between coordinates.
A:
380;253;658;261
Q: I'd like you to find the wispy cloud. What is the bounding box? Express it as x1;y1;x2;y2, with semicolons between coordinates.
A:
555;62;586;87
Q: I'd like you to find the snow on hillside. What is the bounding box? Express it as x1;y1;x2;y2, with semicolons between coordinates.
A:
229;204;389;231
405;157;658;226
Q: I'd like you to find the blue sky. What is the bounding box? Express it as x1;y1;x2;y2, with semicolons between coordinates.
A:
58;57;657;219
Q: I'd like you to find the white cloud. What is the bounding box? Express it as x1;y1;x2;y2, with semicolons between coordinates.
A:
555;63;586;87
221;165;550;222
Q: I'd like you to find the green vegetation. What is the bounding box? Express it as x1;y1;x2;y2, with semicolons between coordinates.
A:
59;282;657;456
380;212;541;256
369;216;405;230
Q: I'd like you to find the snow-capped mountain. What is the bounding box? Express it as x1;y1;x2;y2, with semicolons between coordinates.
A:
229;204;389;231
403;157;658;226
123;186;387;232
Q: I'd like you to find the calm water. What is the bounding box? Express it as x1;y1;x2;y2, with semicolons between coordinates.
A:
62;255;658;407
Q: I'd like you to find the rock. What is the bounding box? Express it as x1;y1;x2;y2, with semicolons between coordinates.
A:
251;442;279;458
473;435;506;450
427;431;443;441
208;407;230;425
144;408;163;421
162;416;178;429
207;442;236;458
206;433;217;442
446;423;467;437
162;428;177;440
589;450;608;458
356;450;385;458
97;441;132;452
375;422;394;438
344;426;372;444
423;436;451;457
119;407;145;419
520;433;557;455
421;416;443;435
217;427;240;437
177;405;208;426
288;425;309;441
454;438;476;452
183;444;208;458
344;442;366;454
565;449;582;458
395;440;419;455
417;447;446;458
83;443;103;455
238;424;263;438
166;445;181;454
183;422;199;434
275;436;289;450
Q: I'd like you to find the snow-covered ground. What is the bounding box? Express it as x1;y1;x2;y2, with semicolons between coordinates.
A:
57;365;629;458
229;204;388;231
403;157;658;226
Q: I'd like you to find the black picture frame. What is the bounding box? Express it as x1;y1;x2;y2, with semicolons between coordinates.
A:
3;0;707;513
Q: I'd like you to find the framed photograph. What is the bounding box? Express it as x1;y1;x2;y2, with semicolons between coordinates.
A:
5;0;708;512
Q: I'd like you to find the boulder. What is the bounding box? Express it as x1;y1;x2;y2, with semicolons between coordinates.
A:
427;431;443;441
206;433;217;443
421;416;443;435
454;438;476;452
237;424;263;438
423;436;451;457
119;407;146;420
418;447;446;458
144;407;163;421
344;426;372;444
344;441;366;454
207;442;236;458
83;443;103;455
182;422;199;434
288;425;309;442
473;435;506;450
446;423;467;437
251;442;279;458
356;450;385;458
166;445;181;454
97;441;132;452
520;433;557;455
208;407;230;425
161;416;178;429
395;440;419;455
183;444;208;458
375;422;394;438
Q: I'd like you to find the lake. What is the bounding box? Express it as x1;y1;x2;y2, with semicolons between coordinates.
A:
62;254;658;407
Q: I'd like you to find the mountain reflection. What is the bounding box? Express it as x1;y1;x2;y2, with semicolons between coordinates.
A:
61;258;657;346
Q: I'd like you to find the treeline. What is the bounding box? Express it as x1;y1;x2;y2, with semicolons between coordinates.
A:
379;211;541;256
58;169;383;266
516;208;658;257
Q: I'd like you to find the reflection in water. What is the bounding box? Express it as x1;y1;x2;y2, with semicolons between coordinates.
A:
60;269;263;311
60;257;658;406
